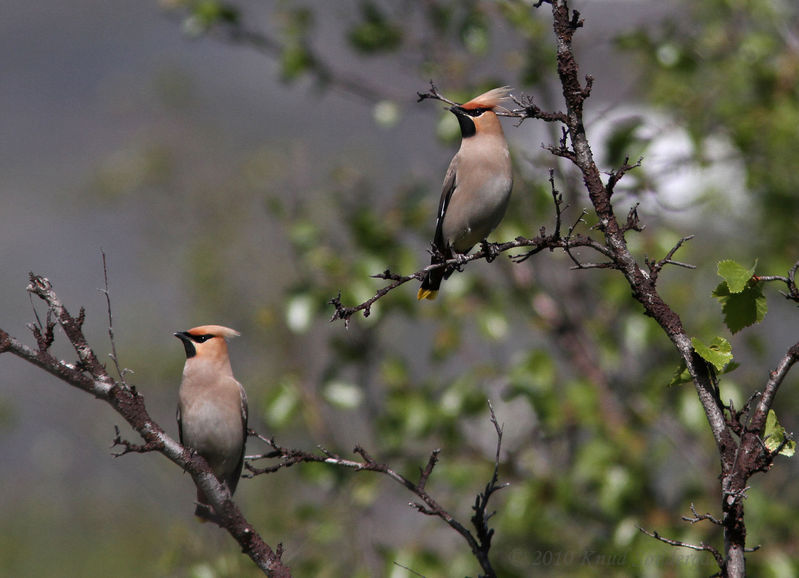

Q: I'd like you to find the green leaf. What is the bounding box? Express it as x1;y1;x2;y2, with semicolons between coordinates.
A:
668;359;692;386
764;409;796;457
183;0;239;35
712;281;767;333
717;259;756;293
347;1;403;54
280;42;315;82
691;336;733;372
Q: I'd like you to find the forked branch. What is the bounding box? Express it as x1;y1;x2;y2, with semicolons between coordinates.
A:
0;275;290;578
246;401;508;578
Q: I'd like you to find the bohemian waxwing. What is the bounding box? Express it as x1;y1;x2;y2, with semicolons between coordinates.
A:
175;325;248;520
418;86;514;300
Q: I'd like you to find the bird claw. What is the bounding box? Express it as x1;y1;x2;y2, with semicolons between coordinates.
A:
480;239;499;263
452;252;469;272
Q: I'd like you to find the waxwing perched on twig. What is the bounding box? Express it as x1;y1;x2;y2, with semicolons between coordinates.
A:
418;86;514;301
175;325;248;520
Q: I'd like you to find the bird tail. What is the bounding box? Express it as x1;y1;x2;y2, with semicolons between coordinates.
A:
417;268;443;300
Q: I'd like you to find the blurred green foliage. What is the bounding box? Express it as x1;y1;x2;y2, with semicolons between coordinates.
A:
616;0;799;260
5;1;799;577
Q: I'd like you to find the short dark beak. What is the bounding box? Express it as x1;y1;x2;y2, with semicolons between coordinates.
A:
174;331;195;358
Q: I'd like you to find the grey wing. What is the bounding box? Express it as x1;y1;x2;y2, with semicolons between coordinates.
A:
239;382;248;432
432;155;459;252
232;382;248;492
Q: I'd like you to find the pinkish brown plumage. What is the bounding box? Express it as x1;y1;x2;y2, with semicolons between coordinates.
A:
175;325;248;520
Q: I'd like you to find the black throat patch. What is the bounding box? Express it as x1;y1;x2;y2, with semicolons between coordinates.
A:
175;332;197;358
454;113;476;138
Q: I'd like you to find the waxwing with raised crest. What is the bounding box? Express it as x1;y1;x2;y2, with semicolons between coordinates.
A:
418;86;514;301
175;325;248;520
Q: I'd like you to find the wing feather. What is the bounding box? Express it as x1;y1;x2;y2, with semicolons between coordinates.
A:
433;155;459;253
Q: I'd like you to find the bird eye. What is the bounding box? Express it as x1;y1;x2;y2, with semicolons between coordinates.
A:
191;334;214;343
467;108;489;117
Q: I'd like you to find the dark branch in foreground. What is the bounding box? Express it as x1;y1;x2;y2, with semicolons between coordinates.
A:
534;2;799;576
245;401;507;578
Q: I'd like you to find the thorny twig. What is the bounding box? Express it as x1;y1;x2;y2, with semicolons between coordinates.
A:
645;235;696;284
470;402;510;561
681;503;722;526
101;251;133;386
331;73;651;325
754;260;799;302
638;527;725;570
246;402;508;578
606;156;643;197
417;80;568;125
0;275;290;577
329;177;613;325
111;425;161;457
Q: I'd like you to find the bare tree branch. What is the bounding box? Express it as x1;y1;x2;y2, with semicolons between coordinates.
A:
748;342;799;439
682;503;723;526
638;526;726;571
0;274;290;578
328;175;611;325
329;3;799;575
754;260;799;302
646;235;697;283
246;402;507;578
100;251;133;385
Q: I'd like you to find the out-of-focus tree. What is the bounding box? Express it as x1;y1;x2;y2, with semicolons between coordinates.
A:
616;0;799;260
3;1;799;576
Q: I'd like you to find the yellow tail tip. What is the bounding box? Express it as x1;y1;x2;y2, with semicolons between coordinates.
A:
417;288;438;301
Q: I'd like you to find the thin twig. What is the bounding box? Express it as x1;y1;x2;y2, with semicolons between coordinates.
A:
681;503;722;526
647;235;696;283
391;561;426;577
748;342;799;434
246;406;507;578
330;175;617;324
2;275;289;577
111;425;160;457
638;527;725;569
605;156;643;197
470;402;510;564
754;260;799;302
100;252;133;386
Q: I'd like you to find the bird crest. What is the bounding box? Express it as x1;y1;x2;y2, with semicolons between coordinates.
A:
460;86;512;111
186;325;240;339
